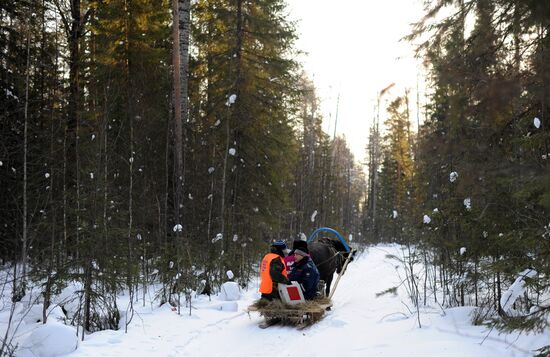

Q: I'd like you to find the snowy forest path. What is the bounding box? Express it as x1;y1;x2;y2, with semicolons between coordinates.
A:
68;246;537;357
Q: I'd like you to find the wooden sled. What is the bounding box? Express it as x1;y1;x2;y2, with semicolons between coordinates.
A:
247;298;332;329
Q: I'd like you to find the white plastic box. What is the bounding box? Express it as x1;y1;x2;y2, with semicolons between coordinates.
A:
277;282;305;305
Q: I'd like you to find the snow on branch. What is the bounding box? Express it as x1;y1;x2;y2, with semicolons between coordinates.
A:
500;268;537;314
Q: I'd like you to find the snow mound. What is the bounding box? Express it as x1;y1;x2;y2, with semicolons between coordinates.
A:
21;322;78;357
501;268;537;313
219;281;240;301
18;304;66;324
52;283;82;319
438;306;477;327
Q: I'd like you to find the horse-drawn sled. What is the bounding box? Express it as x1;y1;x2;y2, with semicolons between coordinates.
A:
248;227;356;329
248;293;332;329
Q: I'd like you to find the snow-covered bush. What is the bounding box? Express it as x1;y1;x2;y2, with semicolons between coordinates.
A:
20;322;78;357
219;282;240;301
500;268;537;316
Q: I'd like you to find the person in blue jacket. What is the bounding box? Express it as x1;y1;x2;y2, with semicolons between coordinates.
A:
288;243;320;300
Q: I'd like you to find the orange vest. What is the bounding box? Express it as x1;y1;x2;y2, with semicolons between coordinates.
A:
259;253;288;294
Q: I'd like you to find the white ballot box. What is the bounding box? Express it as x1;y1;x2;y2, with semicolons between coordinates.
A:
277;281;305;305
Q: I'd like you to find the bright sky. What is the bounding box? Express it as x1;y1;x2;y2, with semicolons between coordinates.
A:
287;0;427;165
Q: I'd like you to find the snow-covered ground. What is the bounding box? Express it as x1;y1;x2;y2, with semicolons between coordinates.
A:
2;245;548;356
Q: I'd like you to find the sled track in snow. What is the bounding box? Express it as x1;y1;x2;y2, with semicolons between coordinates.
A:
179;311;248;350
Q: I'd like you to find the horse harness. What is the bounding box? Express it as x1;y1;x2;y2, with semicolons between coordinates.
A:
313;243;344;268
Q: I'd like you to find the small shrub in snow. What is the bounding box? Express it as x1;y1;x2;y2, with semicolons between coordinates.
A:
18;304;65;325
53;283;83;320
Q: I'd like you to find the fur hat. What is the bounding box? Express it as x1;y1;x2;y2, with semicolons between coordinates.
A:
292;239;308;252
292;240;309;256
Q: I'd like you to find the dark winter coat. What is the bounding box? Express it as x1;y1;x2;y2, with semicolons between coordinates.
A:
288;256;320;300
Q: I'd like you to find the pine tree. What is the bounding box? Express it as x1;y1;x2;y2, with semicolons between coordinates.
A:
377;95;414;243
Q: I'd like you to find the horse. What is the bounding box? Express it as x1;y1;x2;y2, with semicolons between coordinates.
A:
308;237;354;297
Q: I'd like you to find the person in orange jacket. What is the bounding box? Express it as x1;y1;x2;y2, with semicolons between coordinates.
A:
259;240;290;300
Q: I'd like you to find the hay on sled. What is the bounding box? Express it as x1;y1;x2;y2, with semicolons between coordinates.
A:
248;297;332;326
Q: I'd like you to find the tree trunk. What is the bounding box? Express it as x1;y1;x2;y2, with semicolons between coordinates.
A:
103;87;109;262
474;259;478;306
179;0;193;275
178;0;190;122
124;0;135;329
83;264;92;339
221;0;244;257
68;0;82;260
67;0;81;136
513;4;521;73
372;100;380;239
20;26;31;301
220;119;230;245
497;269;503;315
54;0;91;261
172;0;184;226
